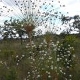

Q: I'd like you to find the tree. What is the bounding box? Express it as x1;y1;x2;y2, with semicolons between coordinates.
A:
73;15;80;34
10;19;26;44
61;14;80;34
3;20;15;40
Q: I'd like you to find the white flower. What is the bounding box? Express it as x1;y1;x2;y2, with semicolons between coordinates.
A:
65;59;68;61
49;56;52;60
73;54;76;57
57;58;60;61
28;72;30;74
67;51;70;53
44;54;47;56
57;41;59;44
48;72;50;74
37;75;40;77
18;60;20;62
0;61;2;64
63;72;66;75
17;63;19;65
69;74;72;77
51;65;53;70
41;43;43;45
46;71;48;73
48;75;51;78
68;45;70;47
41;57;44;60
32;59;35;61
16;55;18;58
51;61;53;64
55;67;57;69
60;69;63;73
22;54;25;57
25;46;28;48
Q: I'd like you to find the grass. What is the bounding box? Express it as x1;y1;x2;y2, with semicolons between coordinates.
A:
0;34;80;80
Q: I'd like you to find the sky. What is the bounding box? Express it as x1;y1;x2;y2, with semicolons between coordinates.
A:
0;0;80;34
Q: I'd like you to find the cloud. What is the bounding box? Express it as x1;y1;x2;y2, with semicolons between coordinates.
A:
60;0;80;16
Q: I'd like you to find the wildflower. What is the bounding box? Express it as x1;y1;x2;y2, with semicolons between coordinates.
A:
28;72;30;74
44;53;47;56
51;65;53;70
46;71;48;73
73;54;76;57
48;75;51;78
16;55;19;58
69;74;72;77
49;56;52;60
17;63;19;65
57;41;59;44
51;61;53;64
18;60;20;62
0;61;3;64
60;69;63;73
48;72;50;74
22;54;25;57
37;75;40;77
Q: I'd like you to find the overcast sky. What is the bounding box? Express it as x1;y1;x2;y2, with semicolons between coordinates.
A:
0;0;80;22
0;0;80;34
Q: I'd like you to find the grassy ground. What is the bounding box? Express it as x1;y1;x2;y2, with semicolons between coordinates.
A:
0;34;80;80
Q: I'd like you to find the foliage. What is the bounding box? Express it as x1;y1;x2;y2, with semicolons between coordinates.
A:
0;34;79;80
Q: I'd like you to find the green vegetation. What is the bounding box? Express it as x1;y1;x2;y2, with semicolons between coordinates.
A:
0;34;80;80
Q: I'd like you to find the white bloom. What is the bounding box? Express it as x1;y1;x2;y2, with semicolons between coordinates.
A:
44;54;47;56
46;71;48;73
48;72;50;74
37;75;40;77
73;54;76;57
18;60;20;62
16;55;19;58
41;43;43;45
17;63;19;65
49;56;52;60
60;70;62;73
65;59;68;61
22;54;25;57
51;61;53;64
51;65;53;70
68;45;70;47
57;41;59;44
28;72;30;74
41;57;44;60
69;74;72;77
48;75;51;78
55;67;57;69
67;51;70;53
0;61;3;64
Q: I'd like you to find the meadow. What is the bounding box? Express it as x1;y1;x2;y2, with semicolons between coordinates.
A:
0;34;80;80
